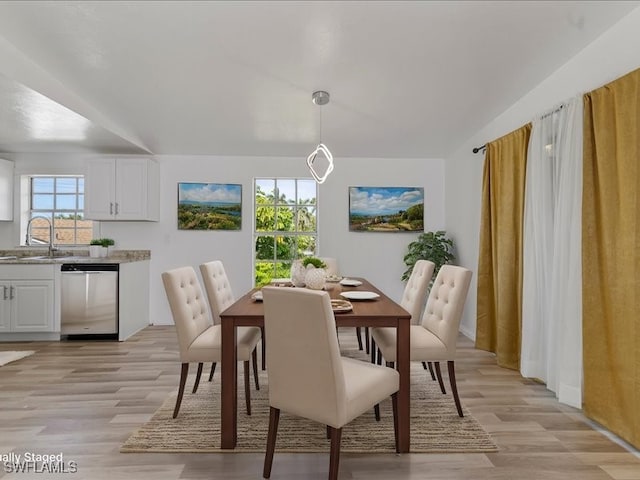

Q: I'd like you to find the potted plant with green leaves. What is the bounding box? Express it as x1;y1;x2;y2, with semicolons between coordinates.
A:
402;231;455;282
301;256;327;290
101;238;115;257
89;238;104;258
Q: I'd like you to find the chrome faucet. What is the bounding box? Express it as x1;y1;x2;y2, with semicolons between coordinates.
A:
25;216;57;257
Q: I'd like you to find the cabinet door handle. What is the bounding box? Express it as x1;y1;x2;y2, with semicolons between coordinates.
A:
2;286;7;300
115;202;119;215
9;286;15;300
110;202;114;215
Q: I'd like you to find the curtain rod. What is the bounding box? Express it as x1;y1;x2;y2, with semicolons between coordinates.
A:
471;103;566;154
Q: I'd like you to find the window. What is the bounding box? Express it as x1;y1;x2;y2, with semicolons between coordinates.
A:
254;178;317;286
28;176;93;246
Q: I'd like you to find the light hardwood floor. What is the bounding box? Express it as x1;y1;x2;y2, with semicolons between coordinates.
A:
0;326;639;479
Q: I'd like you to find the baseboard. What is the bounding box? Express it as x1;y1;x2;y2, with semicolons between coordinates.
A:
459;325;475;341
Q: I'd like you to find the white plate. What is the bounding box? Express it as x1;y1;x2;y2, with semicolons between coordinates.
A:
251;291;263;301
340;291;379;301
326;275;343;282
339;278;363;287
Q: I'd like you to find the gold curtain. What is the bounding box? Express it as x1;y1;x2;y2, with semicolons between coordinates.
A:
583;68;640;449
475;124;531;370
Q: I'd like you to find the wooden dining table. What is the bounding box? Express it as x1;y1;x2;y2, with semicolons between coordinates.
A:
219;277;412;452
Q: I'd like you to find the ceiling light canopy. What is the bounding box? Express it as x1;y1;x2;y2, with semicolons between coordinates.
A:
307;91;334;184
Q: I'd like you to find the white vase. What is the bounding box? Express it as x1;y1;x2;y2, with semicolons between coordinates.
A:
89;245;102;258
290;260;307;287
304;266;326;290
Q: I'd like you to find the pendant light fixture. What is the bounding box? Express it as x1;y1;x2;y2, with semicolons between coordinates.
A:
307;90;334;184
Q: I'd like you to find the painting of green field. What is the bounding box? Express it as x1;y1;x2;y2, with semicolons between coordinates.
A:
178;183;242;230
349;186;424;232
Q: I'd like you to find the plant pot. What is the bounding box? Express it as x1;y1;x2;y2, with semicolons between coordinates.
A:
290;260;306;287
304;266;326;290
89;245;103;258
100;246;109;258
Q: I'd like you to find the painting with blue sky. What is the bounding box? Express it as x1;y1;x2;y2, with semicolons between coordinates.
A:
349;186;424;232
178;182;242;230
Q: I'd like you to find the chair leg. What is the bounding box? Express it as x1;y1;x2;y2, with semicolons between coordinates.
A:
208;362;216;381
434;361;446;394
374;403;381;421
260;326;266;370
326;425;331;439
328;427;343;480
364;327;370;354
263;407;280;479
392;392;399;453
244;360;251;416
355;327;363;350
173;363;189;419
252;348;260;390
427;361;436;381
370;338;377;364
376;347;382;365
192;362;203;394
448;360;464;417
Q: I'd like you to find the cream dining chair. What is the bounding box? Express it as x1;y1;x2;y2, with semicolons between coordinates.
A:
162;266;261;418
261;286;399;480
371;265;472;417
200;260;263;383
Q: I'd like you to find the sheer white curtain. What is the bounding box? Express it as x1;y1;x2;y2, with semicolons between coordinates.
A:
521;96;583;408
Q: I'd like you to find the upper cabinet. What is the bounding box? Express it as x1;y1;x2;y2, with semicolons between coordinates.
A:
0;158;14;221
85;157;159;221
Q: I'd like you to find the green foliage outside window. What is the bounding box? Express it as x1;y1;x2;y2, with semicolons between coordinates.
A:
254;180;317;286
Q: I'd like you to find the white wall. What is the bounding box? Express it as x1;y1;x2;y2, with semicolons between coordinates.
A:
446;6;640;339
0;154;445;326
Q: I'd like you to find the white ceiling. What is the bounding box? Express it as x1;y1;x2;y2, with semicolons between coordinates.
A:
0;1;637;158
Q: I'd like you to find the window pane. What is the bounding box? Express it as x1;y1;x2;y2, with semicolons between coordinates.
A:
275;206;294;231
56;194;76;210
29;227;50;244
256;179;275;199
33;194;54;210
297;235;316;257
255;261;275;287
54;227;76;245
256;206;275;231
56;178;77;193
78;194;84;210
275;235;295;260
297;180;316;204
255;236;275;260
32;178;54;193
296;207;316;232
276;179;295;204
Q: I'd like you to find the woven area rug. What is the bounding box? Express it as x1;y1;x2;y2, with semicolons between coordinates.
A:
121;354;497;454
0;350;34;366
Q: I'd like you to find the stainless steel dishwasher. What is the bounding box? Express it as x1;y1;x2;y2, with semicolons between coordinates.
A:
61;263;119;337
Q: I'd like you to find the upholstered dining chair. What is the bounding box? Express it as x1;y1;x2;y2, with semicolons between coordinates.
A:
319;257;339;276
200;260;265;374
371;265;472;417
261;286;399;480
162;266;261;418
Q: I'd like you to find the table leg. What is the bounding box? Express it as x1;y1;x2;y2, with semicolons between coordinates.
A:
396;319;410;453
221;319;238;449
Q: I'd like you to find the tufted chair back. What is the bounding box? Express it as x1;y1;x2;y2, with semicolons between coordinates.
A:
420;265;472;358
262;286;347;427
200;260;235;325
319;257;339;276
162;266;212;363
400;259;434;323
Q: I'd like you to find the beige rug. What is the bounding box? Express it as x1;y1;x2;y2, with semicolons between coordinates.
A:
0;350;35;366
121;360;497;454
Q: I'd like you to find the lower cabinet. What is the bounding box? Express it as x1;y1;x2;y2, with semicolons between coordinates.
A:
0;265;57;339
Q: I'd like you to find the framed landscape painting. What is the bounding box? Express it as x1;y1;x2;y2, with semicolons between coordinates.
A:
349;186;424;232
178;182;242;230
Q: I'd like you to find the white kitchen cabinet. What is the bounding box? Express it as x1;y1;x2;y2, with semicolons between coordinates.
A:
85;157;159;221
0;158;14;221
0;266;56;336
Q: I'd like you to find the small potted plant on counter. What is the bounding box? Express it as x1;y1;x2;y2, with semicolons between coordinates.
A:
89;238;115;258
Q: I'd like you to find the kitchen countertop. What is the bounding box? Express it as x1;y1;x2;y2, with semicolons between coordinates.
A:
0;249;150;264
